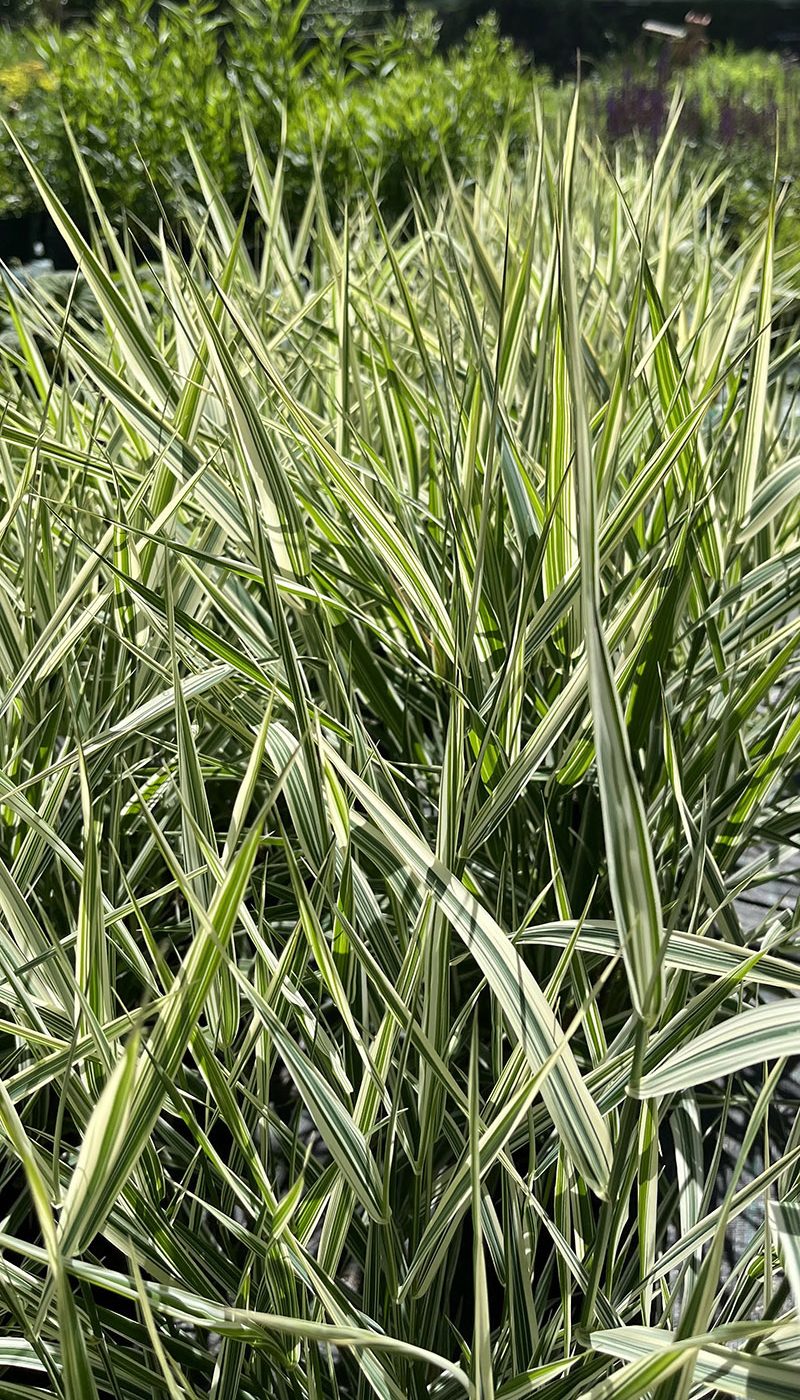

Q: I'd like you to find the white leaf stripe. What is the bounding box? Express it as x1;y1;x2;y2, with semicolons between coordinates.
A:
325;746;612;1197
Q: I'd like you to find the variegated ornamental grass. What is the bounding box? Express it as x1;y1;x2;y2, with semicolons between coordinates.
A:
0;98;799;1397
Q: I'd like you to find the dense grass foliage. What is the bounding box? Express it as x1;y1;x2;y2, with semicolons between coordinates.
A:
0;108;800;1398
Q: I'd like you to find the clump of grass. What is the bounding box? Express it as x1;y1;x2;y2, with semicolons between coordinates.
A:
0;102;799;1399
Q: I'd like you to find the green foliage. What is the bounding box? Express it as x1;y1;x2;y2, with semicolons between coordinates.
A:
21;0;245;224
0;25;56;216
679;45;790;116
1;4;798;245
0;1;532;229
297;13;530;211
588;45;800;243
0;104;799;1397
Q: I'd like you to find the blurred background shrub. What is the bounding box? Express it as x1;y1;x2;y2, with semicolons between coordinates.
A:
0;1;798;252
0;0;535;239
